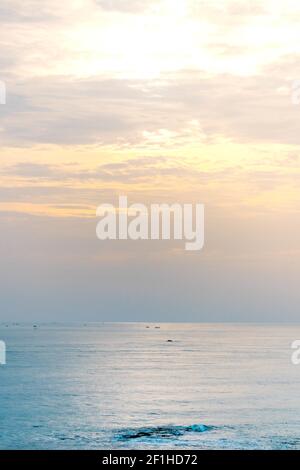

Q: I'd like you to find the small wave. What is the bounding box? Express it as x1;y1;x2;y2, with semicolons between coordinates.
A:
115;424;212;441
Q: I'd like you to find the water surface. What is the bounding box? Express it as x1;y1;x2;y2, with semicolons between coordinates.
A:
0;323;299;449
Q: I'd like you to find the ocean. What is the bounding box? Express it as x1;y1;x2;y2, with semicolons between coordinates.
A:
0;323;299;449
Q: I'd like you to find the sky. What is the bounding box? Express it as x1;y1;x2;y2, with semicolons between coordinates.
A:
0;0;300;322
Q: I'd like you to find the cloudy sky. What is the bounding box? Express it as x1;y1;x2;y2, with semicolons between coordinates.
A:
0;0;300;321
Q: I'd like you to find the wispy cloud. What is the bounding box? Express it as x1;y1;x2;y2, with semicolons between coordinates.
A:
95;0;161;13
1;63;300;146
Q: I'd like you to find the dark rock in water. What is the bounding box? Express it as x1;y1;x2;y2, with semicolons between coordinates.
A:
33;325;37;328
116;424;211;441
166;339;173;342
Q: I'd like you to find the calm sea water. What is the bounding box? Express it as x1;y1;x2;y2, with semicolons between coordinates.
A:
0;323;299;449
